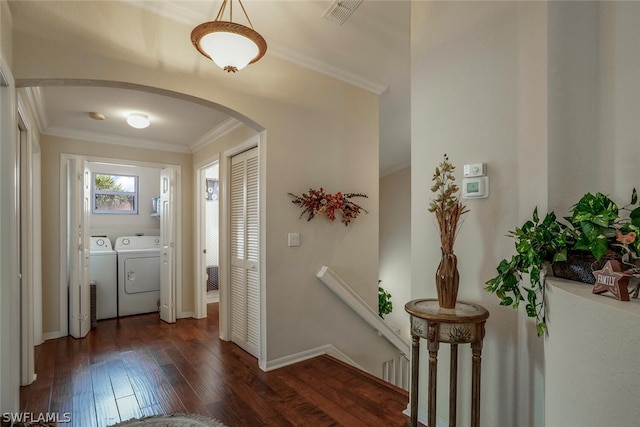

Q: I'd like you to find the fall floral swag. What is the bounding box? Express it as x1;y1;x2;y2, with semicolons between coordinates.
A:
288;188;368;226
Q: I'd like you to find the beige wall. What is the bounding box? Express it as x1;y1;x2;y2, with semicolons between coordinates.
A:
0;0;11;67
379;166;411;338
12;0;382;371
411;2;547;425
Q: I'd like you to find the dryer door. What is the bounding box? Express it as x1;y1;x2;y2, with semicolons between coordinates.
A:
124;255;161;294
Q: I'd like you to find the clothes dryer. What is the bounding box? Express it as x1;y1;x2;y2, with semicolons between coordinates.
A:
115;236;161;317
89;237;117;320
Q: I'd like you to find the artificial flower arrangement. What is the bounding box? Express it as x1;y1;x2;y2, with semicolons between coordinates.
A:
428;154;469;253
288;187;368;226
428;154;469;308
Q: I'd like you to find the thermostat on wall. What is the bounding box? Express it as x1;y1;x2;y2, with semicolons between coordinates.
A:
462;176;489;199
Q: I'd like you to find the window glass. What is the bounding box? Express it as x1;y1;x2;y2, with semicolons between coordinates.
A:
93;173;138;214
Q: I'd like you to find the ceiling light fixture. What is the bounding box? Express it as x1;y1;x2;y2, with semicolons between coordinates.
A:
126;113;150;129
191;0;267;73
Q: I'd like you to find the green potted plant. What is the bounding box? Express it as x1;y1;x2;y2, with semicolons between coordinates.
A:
486;189;640;336
378;282;393;319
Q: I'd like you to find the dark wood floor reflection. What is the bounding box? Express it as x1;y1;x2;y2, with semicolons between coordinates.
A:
19;304;411;426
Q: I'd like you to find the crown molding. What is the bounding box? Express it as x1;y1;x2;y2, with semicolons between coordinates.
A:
268;44;388;95
20;86;48;133
189;117;243;153
42;126;191;154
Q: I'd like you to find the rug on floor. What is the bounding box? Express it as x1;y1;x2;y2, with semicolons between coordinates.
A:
110;413;227;427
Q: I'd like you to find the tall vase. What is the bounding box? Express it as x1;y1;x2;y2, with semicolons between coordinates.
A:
435;251;459;308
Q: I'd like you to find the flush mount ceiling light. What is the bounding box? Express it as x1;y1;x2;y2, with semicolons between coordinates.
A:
126;113;150;129
191;0;267;73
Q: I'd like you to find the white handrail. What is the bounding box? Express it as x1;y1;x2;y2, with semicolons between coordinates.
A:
317;266;410;357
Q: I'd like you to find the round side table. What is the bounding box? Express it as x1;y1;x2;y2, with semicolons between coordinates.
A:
405;299;489;427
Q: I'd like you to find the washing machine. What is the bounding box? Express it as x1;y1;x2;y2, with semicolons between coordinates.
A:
115;236;161;317
89;237;118;320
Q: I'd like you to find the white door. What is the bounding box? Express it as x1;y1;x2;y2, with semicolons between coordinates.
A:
68;158;91;338
18;119;35;385
230;147;259;357
160;168;176;323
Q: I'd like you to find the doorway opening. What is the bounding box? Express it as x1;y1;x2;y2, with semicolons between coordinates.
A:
60;155;180;338
203;162;220;305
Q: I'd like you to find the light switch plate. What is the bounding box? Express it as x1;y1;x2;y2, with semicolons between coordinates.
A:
288;233;300;247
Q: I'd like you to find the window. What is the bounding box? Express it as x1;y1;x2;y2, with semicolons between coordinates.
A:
92;173;138;214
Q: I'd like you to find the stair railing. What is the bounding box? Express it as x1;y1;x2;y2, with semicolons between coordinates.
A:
317;266;410;358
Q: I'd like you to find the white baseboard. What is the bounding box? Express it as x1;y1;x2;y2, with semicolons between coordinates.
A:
263;344;364;372
178;311;194;319
43;331;66;341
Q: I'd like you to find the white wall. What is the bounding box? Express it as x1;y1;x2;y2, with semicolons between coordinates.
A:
548;1;640;215
379;166;411;339
411;2;547;425
89;162;161;243
544;3;640;426
545;278;640;426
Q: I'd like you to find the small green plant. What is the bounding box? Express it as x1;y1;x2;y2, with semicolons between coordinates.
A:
486;189;640;337
378;283;393;318
568;190;640;259
485;208;569;336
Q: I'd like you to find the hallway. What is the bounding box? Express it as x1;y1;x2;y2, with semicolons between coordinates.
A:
19;304;411;426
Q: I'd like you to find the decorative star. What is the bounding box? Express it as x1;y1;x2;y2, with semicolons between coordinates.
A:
592;260;630;301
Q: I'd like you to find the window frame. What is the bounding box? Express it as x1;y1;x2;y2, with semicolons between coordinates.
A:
92;172;139;215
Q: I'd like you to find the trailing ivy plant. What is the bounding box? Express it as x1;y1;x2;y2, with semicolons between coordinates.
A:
485;209;570;337
486;189;640;337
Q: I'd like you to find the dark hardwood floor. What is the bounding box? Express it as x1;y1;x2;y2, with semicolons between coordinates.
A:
19;304;411;426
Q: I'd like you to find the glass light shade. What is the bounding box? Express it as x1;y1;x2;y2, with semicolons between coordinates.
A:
126;113;150;129
191;19;267;73
200;31;259;72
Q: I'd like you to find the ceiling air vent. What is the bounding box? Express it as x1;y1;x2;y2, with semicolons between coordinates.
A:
322;0;363;25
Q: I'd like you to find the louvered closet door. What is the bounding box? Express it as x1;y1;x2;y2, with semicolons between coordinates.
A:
230;147;259;358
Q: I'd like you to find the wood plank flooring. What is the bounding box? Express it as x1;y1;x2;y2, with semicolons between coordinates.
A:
19;304;412;426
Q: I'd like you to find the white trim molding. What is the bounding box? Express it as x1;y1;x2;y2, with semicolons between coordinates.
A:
263;344;363;373
317;266;410;357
